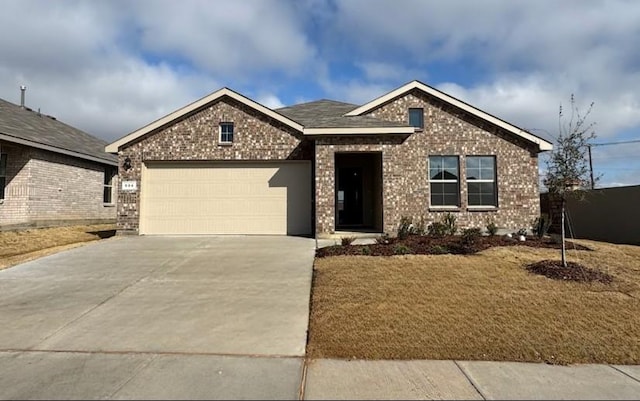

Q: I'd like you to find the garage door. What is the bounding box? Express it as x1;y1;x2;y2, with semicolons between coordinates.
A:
140;161;311;235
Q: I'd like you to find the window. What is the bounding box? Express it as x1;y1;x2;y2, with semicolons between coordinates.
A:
103;167;115;204
409;108;424;129
466;156;497;207
429;156;459;207
0;153;6;200
219;122;234;144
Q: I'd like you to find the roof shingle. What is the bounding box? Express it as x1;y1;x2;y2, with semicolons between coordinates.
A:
0;98;116;165
276;99;411;129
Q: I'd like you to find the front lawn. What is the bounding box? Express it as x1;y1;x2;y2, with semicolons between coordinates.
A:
307;240;640;364
0;224;116;270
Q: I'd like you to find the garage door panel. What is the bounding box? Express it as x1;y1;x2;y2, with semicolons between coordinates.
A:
140;162;310;235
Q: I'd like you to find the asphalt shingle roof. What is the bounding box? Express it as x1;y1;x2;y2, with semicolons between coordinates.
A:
276;99;411;129
0;98;116;164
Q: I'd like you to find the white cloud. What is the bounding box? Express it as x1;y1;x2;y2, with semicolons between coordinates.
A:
356;61;423;84
256;94;285;109
321;1;640;136
0;0;313;142
437;75;640;141
127;0;316;77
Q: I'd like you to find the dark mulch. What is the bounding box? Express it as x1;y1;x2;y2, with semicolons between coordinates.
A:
316;234;591;258
526;259;613;284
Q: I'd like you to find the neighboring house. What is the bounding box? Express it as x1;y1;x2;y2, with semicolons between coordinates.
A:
106;80;552;237
0;97;117;229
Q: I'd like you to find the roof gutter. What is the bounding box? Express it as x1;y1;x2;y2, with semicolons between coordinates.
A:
303;126;416;135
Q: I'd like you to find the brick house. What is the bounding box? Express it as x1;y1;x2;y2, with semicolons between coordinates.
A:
0;97;117;229
106;80;552;237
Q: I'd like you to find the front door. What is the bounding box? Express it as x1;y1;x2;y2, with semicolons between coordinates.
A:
337;167;363;226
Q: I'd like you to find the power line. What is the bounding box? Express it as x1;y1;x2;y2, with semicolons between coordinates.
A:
590;139;640;147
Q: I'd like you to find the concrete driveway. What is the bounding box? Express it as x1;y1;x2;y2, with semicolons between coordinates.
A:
0;235;315;399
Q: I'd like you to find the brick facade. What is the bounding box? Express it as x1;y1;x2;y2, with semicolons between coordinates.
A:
116;96;310;233
115;89;542;236
314;90;541;234
0;143;30;225
0;142;116;228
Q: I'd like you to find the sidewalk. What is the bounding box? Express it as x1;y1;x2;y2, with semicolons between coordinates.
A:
303;359;640;400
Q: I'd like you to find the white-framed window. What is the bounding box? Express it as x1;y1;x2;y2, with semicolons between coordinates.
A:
409;108;424;129
103;167;115;204
219;122;234;144
0;153;6;200
429;156;459;207
466;156;497;207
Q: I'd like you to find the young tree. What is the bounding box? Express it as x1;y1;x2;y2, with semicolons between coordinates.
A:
544;95;597;267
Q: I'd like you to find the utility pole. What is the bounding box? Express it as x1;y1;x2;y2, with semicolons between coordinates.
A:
587;144;594;189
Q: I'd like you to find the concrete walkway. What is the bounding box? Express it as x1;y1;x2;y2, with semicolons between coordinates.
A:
303;359;640;400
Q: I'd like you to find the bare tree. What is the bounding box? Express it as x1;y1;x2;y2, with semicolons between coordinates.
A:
544;95;597;267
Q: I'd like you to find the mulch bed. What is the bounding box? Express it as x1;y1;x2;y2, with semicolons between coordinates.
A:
526;260;613;284
316;234;591;258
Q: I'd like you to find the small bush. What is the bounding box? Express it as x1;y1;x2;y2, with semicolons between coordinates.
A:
375;233;390;245
486;219;498;236
532;215;551;238
393;244;412;255
461;227;483;246
427;222;447;237
516;228;528;237
429;245;450;255
442;212;458;235
413;216;427;236
361;246;371;255
398;216;413;239
341;236;357;246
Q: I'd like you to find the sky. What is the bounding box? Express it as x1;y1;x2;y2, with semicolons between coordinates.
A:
1;0;639;188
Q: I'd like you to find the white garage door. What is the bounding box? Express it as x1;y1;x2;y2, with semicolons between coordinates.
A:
140;161;311;235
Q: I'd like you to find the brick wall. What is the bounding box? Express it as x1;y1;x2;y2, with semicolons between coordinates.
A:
28;148;116;223
0;143;30;225
116;96;310;233
315;90;541;234
0;142;116;228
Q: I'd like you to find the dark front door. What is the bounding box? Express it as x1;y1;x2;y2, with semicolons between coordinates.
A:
337;167;363;226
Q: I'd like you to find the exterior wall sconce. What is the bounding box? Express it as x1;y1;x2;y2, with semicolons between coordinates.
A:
122;156;132;171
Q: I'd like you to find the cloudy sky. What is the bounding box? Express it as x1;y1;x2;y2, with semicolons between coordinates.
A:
1;0;639;187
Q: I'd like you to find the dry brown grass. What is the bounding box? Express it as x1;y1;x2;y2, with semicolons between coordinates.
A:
0;224;116;270
308;240;640;364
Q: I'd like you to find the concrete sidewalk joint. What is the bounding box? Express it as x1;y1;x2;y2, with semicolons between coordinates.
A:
454;360;486;400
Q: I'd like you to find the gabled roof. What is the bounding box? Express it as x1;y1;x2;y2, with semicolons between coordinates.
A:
346;80;553;151
0;98;116;165
106;87;305;153
107;81;554;151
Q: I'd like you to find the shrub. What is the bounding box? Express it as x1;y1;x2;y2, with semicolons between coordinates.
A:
532;215;551;238
413;216;427;236
427;222;447;237
393;244;412;255
516;228;528;237
375;233;390;245
361;246;371;255
341;236;357;246
442;212;458;235
397;216;413;239
486;219;498;236
429;245;450;255
461;227;483;246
